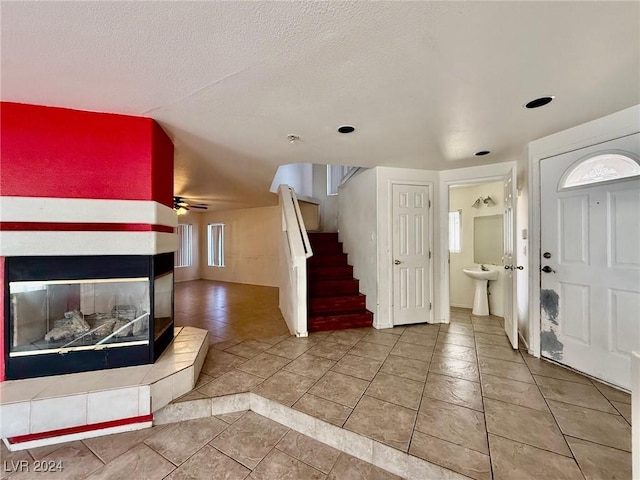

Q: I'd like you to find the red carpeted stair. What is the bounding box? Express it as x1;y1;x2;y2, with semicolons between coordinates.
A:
307;232;373;332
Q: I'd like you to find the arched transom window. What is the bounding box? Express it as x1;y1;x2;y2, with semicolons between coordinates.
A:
561;152;640;189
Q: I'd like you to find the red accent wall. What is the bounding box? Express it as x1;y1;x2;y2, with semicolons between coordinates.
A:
0;102;173;207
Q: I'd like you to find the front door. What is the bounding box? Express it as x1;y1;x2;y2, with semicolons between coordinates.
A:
503;169;518;348
540;133;640;389
392;183;432;325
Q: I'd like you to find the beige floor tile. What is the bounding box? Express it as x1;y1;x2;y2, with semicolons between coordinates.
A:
276;430;341;474
85;443;174;480
144;416;228;465
326;453;401;480
522;355;592;385
252;370;316;406
565;436;631;480
27;442;66;460
417;398;488;454
361;331;399;346
174;390;208;402
423;373;484;412
429;355;479;382
488;434;583;480
534;375;617;413
305;341;352;361
474;332;512;348
165;444;250;480
210;412;289;469
365;372;424;409
83;424;167;464
224;340;273;359
591;380;631;404
249;449;325;480
437;332;476;348
472;324;505;335
216;410;248;424
397;331;438;348
201;350;247;378
348;340;394;361
471;317;503;328
344;395;416;451
432;342;477;362
0;443;31;480
389;342;433;362
547;399;631;452
409;431;491;480
327;329;368;346
440;323;475;336
265;338;313;359
198;369;264;397
481;374;549;412
379;354;429;382
308;371;369;408
612;400;631;424
476;343;524;363
331;353;383;381
195;372;214;389
402;323;441;336
484;398;571;456
10;441;103;480
283;353;337;380
293;393;353;427
236;352;291;379
478;356;535;383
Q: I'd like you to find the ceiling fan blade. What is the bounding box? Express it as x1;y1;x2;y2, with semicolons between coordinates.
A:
190;205;208;209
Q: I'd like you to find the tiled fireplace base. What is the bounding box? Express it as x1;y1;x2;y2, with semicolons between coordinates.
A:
154;392;466;480
0;327;208;451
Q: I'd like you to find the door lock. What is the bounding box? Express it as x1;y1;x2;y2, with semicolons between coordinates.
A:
541;265;555;273
515;265;524;270
394;259;402;265
543;252;552;259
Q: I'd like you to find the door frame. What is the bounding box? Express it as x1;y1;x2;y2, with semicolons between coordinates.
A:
527;105;640;358
388;180;435;326
439;162;517;324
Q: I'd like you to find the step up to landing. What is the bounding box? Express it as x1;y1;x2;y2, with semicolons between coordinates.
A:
0;327;209;451
307;232;373;332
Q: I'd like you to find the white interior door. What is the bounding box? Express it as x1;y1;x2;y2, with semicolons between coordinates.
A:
503;170;518;348
392;183;432;325
540;133;640;390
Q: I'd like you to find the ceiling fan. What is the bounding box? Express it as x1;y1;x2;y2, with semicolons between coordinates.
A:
173;196;208;214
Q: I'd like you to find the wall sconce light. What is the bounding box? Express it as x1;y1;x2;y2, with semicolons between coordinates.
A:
472;198;482;208
483;196;496;206
472;196;496;208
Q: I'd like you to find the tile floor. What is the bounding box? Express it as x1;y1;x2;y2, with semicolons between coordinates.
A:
2;280;631;479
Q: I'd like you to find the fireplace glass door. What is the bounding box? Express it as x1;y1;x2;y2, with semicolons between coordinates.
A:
9;277;151;356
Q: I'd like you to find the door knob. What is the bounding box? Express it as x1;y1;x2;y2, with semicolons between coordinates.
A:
515;265;524;270
541;265;555;273
504;265;512;270
394;259;402;265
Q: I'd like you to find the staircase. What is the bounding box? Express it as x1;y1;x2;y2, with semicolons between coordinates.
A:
307;232;373;332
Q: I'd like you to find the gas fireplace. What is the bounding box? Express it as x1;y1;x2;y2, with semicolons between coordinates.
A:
4;253;174;380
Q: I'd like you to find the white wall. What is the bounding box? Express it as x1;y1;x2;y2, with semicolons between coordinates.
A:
175;210;201;283
312;163;339;232
200;206;281;287
269;163;314;199
338;168;379;321
516;149;530;347
449;182;505;317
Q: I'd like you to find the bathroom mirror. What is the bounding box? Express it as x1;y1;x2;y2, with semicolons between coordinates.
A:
474;214;503;265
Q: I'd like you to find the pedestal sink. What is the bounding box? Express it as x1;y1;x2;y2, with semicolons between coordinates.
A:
463;268;498;316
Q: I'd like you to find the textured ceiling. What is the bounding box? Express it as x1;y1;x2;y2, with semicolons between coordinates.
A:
2;1;639;210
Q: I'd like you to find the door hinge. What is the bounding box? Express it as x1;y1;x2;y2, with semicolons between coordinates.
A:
429;303;432;310
428;251;432;259
428;200;431;208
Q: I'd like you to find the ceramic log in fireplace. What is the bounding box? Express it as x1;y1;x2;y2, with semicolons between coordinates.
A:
3;253;174;380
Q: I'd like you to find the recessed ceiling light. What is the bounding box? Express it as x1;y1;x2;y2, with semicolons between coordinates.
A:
524;96;555;109
338;125;355;134
474;150;491;156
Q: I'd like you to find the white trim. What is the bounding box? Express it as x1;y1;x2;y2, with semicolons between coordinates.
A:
527;104;640;357
0;231;177;256
0;197;177;227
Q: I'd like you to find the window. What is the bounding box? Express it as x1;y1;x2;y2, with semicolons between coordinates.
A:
327;165;353;195
175;224;192;267
561;153;640;189
208;223;225;267
449;210;461;253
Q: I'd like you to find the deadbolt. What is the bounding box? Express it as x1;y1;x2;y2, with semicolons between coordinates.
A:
543;252;552;259
541;265;555;273
394;259;402;265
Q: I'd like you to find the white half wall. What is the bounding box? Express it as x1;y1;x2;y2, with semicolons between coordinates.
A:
338;168;378;323
200;206;281;287
175;210;202;283
269;163;314;199
312;163;339;232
